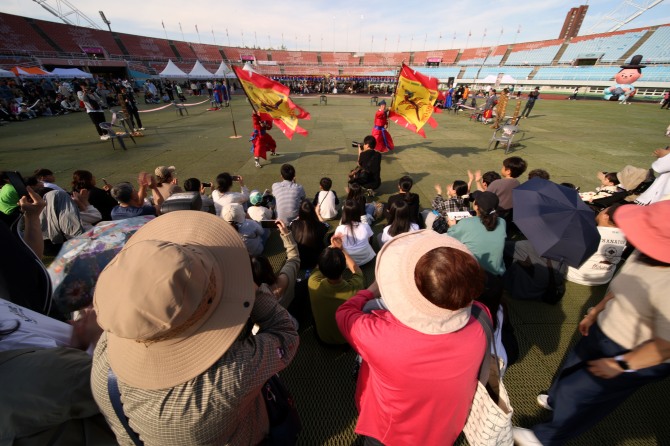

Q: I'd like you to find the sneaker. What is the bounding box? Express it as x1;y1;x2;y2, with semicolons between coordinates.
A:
536;392;553;411
271;152;279;156
512;427;543;446
139;127;145;130
255;161;262;168
100;135;110;141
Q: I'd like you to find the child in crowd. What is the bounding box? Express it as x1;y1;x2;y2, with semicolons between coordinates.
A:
221;203;266;256
312;177;339;220
423;179;471;231
334;199;376;266
247;190;274;222
379;200;420;247
476;156;528;214
579;171;622;202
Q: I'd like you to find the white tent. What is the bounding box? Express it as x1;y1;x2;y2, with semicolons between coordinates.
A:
49;67;93;79
159;60;188;78
188;61;213;79
480;74;517;84
214;61;235;78
0;69;16;78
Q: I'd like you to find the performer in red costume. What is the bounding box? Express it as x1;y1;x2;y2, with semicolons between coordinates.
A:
250;112;277;168
372;100;394;153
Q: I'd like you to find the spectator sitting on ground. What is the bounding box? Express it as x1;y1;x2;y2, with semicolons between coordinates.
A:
212;172;250;216
90;211;299;445
580;171;622;202
39;188;86;255
110;173;164;220
183;177;216;214
424;179;471;231
221;203;266;257
247;190;274;222
379;200;420;247
334;199;376;267
312;177;339;220
635;146;670;205
290;199;329;271
385;176;422;227
335;231;489;445
250;219;301;309
346;182;377;225
71;170;117;221
528;169;551;181
566;203;629;286
308;234;365;345
478;156;528;217
71;189;102;231
272;164;306;224
153;166;182;202
33;168;65;192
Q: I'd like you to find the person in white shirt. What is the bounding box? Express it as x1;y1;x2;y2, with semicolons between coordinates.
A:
379;200;419;246
211;172;250;216
334;199;376;266
312;177;339;220
567;204;628;286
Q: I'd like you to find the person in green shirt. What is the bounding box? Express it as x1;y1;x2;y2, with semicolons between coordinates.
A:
308;234;365;345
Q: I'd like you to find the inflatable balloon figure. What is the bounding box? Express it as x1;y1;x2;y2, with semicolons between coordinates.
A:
604;54;645;104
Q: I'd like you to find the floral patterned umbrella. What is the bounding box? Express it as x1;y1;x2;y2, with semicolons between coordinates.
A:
48;216;154;313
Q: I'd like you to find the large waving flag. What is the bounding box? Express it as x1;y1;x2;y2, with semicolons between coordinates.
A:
233;65;310;139
389;63;439;138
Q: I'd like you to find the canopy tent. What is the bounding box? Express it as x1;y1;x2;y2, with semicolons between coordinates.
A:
0;69;16;78
159;60;188;78
11;66;50;77
188;61;214;79
479;74;517;84
214;61;235;78
49;67;93;79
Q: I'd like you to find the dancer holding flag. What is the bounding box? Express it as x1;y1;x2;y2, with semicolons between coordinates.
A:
250;111;277;168
233;65;310;168
372;100;394;153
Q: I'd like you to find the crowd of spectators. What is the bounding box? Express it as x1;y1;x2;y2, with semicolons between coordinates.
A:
1;140;669;445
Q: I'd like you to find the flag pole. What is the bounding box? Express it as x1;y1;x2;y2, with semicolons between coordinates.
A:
226;67;255;139
389;62;404;115
227;88;242;139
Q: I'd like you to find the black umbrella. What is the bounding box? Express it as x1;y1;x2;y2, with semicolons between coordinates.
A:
512;178;600;268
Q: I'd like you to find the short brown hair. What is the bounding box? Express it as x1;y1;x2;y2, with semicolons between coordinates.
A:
414;247;485;310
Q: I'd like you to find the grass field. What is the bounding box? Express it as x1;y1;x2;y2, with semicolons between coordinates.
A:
2;94;669;446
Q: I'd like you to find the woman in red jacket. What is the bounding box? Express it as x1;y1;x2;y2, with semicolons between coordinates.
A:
336;230;490;445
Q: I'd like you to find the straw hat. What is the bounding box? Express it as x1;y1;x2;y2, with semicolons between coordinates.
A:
375;230;477;335
613;200;670;263
94;211;254;390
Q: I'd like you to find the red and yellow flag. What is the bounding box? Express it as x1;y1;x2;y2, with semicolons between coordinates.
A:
233;66;310;139
389;63;439;138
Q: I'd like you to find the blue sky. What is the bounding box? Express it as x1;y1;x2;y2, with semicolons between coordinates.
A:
4;0;670;52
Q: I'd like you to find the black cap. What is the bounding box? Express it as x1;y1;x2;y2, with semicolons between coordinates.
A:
471;191;499;215
621;54;646;69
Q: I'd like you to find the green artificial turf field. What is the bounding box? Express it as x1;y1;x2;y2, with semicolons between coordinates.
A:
2;94;669;445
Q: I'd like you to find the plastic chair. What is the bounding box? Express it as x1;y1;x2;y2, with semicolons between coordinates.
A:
99;122;135;151
488;125;519;154
173;101;189;116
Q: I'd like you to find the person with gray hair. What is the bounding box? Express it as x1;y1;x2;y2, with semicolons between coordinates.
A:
110;172;164;221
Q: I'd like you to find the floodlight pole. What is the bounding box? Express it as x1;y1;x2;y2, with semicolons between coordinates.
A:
99;11;112;33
